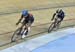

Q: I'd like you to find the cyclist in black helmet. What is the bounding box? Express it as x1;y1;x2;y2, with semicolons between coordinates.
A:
16;10;34;38
51;9;65;28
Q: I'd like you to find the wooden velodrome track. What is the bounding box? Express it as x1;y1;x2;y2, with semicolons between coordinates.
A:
0;0;75;50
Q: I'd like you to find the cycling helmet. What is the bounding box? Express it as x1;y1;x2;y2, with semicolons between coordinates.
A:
22;10;28;16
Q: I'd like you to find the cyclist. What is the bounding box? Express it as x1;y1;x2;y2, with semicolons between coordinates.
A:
51;9;65;28
16;10;34;38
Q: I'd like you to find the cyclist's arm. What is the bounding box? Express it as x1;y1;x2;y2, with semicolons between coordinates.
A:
63;12;65;17
61;11;65;19
51;13;56;21
16;15;23;25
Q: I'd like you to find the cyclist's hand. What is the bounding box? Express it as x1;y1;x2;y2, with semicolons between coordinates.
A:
51;19;53;21
16;23;19;25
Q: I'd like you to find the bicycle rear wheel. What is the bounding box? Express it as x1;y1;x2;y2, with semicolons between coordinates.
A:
48;23;55;33
11;28;21;42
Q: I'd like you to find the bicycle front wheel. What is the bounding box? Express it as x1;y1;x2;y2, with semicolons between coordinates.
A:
11;28;21;42
48;23;55;33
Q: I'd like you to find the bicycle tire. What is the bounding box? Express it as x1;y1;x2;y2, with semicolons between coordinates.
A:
48;23;55;33
11;28;21;42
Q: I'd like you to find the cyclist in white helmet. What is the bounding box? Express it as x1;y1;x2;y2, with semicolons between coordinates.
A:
16;10;34;38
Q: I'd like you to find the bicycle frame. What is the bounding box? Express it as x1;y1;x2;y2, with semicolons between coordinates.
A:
48;18;61;33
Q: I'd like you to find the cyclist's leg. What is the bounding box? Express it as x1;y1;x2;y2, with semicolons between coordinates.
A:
25;19;34;35
57;18;63;25
23;23;28;35
56;18;62;29
24;26;28;36
53;18;58;28
21;23;27;38
52;17;60;31
22;19;34;38
21;23;30;38
21;20;32;38
17;24;25;35
27;18;34;31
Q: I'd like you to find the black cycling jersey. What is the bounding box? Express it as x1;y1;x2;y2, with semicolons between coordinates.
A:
52;11;65;21
57;11;65;20
22;14;34;24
